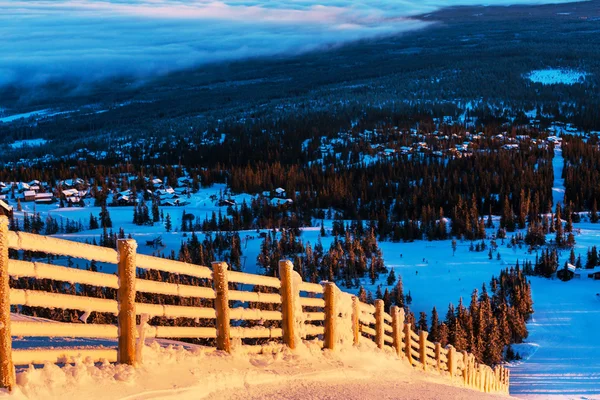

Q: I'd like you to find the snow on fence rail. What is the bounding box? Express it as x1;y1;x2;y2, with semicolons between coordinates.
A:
0;216;509;393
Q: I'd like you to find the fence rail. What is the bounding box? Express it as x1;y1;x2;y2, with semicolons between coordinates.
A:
0;216;509;394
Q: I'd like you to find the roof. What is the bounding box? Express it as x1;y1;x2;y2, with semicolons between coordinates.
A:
23;190;36;197
0;199;12;212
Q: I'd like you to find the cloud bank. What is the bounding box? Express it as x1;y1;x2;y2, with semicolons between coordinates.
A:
0;0;585;90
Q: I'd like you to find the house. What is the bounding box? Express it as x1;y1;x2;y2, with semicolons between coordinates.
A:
61;188;79;198
34;193;54;204
275;187;286;198
17;182;30;193
23;190;36;202
557;263;576;281
0;199;13;218
271;198;293;207
584;266;600;280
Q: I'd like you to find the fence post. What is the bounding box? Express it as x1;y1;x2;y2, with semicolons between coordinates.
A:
462;351;469;385
404;323;412;364
391;306;402;358
0;216;15;391
419;330;428;370
352;296;360;346
117;238;137;365
480;364;485;391
212;261;231;353
323;282;336;350
470;355;476;387
374;300;384;349
434;342;441;372
279;260;297;350
447;345;456;378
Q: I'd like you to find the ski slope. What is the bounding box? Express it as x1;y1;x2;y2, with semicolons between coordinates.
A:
507;143;600;399
508;278;600;399
552;146;565;208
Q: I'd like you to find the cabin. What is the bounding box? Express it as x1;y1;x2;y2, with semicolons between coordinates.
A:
271;198;293;207
0;200;13;218
23;190;36;202
585;266;600;280
557;264;576;281
34;193;54;204
275;187;286;198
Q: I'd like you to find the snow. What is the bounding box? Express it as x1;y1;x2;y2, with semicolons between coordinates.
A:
9;140;48;150
0;110;50;124
508;278;600;399
552;145;565;208
3;338;510;400
526;69;588;85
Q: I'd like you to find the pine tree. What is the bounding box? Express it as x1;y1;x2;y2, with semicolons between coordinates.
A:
429;307;440;342
393;276;404;308
417;311;428;332
165;213;172;232
387;268;396;286
591;198;599;223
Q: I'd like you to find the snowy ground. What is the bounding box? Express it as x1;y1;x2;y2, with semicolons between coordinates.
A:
509;278;600;399
551;146;565;208
9;139;48;150
3;338;512;400
526;69;587;85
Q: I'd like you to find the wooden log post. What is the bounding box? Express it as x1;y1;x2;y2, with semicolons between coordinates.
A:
470;355;476;387
212;261;231;353
404;323;412;364
477;364;485;392
462;351;469;385
117;238;137;365
434;342;441;372
352;296;360;346
391;306;402;358
496;366;501;392
505;369;510;393
279;260;297;350
447;345;456;378
0;216;15;391
374;299;384;349
323;282;336;350
419;330;428;371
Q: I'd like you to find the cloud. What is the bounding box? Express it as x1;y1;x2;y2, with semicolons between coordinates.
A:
0;0;586;91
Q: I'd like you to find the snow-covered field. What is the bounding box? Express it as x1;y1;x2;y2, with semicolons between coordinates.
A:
5;146;600;398
9;139;48;149
526;69;587;85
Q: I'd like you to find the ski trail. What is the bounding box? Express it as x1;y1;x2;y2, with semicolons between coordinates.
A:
552;145;565;208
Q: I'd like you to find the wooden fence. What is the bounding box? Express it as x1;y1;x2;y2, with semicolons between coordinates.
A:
0;216;509;394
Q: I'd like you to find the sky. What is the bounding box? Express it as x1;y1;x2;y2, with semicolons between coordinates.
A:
0;0;586;90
